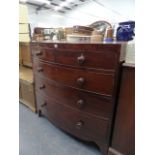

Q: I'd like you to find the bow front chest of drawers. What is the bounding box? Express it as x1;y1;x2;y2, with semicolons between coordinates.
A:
31;41;126;155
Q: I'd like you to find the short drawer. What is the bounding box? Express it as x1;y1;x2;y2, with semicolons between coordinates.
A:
33;60;115;97
39;94;110;143
31;47;55;63
35;77;113;119
31;43;121;70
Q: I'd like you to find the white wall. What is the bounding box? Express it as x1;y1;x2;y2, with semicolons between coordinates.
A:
62;0;134;26
27;0;134;32
27;5;65;32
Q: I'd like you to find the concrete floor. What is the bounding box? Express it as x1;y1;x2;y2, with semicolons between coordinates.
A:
19;103;102;155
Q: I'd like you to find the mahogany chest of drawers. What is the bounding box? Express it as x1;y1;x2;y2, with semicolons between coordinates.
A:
31;41;125;155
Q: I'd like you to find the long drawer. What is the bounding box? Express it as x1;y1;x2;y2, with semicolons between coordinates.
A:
37;93;110;143
33;60;115;96
35;77;113;119
31;43;121;70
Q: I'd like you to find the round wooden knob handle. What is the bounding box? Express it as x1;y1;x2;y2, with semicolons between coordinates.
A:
35;51;42;56
41;101;47;107
76;99;85;109
77;54;85;65
76;121;84;129
39;84;45;89
37;67;43;72
77;77;85;86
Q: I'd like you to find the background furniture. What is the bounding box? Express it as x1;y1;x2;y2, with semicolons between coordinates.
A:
19;66;36;112
108;63;135;155
19;42;32;67
19;4;36;111
19;4;32;67
19;4;31;42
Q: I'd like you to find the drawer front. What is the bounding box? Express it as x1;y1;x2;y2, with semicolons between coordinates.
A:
31;43;120;70
35;77;113;119
38;94;110;143
31;47;55;63
54;49;117;70
33;60;115;96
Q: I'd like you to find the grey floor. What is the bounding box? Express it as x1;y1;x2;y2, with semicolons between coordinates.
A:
19;103;102;155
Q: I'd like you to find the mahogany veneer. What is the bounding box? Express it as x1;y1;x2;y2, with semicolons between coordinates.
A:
31;42;125;155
